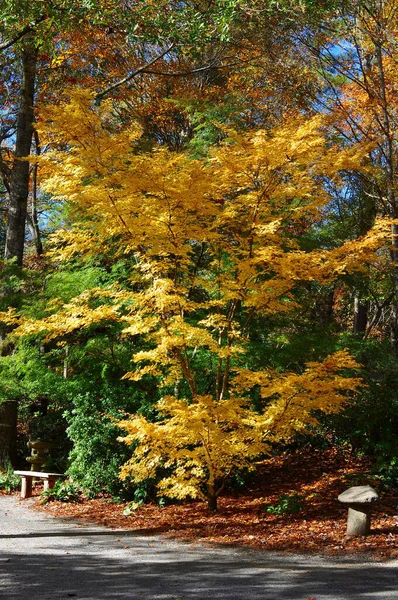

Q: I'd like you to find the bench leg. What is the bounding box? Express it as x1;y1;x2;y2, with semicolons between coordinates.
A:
44;477;56;492
21;477;32;499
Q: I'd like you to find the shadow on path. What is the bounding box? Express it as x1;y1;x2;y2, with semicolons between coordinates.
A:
0;528;165;539
1;547;398;600
1;496;398;600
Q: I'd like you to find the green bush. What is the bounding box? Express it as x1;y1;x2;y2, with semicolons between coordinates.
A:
375;458;398;490
317;337;398;465
0;467;21;493
264;493;304;515
65;388;158;500
40;479;82;503
0;326;159;500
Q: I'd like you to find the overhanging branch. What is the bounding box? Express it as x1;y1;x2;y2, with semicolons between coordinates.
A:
0;15;48;51
95;44;175;102
142;59;239;77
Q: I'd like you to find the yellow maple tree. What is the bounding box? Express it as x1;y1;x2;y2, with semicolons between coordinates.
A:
117;351;361;511
6;90;387;509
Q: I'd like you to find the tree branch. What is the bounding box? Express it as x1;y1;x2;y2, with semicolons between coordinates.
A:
95;44;175;102
143;60;240;78
0;15;48;51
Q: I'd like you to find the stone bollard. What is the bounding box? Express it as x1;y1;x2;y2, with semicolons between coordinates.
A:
338;485;379;537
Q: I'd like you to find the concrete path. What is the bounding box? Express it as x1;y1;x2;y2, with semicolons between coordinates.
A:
0;495;397;600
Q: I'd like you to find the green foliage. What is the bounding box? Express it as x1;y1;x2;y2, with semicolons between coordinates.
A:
44;267;107;304
123;503;141;515
185;98;243;158
0;341;72;470
40;479;82;504
0;466;21;493
283;334;398;492
0;326;159;495
0;261;44;314
240;318;398;484
0;244;162;494
264;493;304;515
123;492;147;515
318;336;398;461
375;459;398;490
123;483;172;513
65;387;158;499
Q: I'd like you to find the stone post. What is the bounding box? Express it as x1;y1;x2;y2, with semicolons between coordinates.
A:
338;485;379;537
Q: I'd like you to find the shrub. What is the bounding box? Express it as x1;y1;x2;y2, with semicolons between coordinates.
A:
40;479;82;503
65;389;157;500
264;493;304;515
0;466;21;493
375;458;398;490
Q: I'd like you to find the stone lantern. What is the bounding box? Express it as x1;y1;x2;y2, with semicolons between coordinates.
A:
26;440;54;472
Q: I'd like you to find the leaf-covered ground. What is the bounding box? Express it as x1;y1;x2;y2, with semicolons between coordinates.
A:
31;448;398;558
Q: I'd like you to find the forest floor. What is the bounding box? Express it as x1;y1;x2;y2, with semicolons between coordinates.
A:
18;448;398;559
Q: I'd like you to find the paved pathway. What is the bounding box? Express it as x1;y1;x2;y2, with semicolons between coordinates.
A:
0;495;397;599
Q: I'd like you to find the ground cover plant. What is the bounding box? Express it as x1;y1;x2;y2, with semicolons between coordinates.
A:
0;467;20;494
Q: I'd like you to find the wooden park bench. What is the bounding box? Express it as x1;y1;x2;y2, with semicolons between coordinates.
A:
14;470;65;499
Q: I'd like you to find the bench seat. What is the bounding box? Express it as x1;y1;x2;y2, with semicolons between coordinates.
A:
14;470;65;499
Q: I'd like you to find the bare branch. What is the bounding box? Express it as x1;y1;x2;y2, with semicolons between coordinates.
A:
143;59;240;78
95;44;175;102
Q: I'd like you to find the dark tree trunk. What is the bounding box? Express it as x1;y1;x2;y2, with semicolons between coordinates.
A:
1;37;37;468
4;35;37;265
323;288;335;326
0;401;18;468
390;223;398;352
206;479;219;511
26;130;43;257
312;288;335;326
353;296;368;334
373;38;398;352
27;212;43;257
207;492;218;512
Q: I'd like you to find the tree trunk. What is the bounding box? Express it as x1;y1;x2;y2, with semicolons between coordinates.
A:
4;35;37;265
373;37;398;352
0;401;18;469
353;296;368;334
27;212;43;257
312;288;335;326
1;37;37;467
26;130;43;257
207;492;218;512
390;223;398;352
